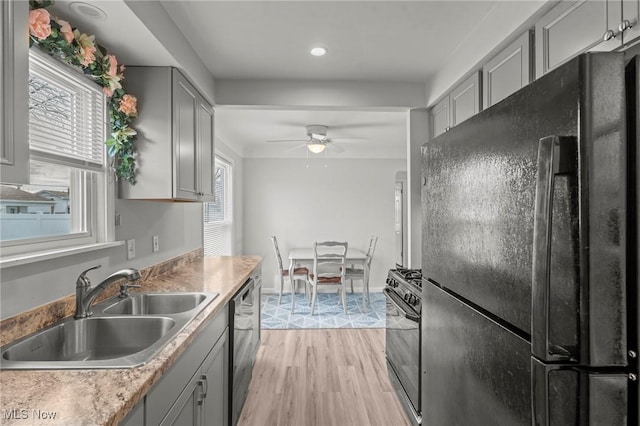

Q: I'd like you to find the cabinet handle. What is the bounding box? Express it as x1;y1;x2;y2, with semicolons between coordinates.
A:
197;374;208;405
602;29;616;41
201;374;209;399
619;20;632;32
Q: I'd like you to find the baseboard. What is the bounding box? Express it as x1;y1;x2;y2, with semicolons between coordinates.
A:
262;286;384;294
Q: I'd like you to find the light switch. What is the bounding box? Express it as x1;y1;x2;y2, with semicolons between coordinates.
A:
152;235;159;253
127;239;135;260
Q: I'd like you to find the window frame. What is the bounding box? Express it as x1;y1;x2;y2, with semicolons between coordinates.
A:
203;155;233;255
0;49;114;261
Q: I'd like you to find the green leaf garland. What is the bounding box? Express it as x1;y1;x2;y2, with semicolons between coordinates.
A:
28;0;139;183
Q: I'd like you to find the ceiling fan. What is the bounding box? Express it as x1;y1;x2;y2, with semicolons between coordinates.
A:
266;125;366;154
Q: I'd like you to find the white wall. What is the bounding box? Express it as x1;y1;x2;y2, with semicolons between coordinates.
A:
1;199;203;319
215;137;244;255
0;1;214;320
243;157;405;293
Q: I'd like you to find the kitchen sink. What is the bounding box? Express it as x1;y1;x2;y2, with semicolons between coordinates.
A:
0;292;219;370
103;292;209;315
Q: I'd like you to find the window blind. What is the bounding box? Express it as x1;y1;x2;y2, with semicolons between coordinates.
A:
204;157;233;256
28;49;106;171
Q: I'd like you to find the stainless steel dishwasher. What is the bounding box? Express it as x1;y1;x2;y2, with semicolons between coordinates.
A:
229;275;261;426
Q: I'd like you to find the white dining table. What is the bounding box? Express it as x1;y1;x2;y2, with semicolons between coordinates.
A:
287;247;369;313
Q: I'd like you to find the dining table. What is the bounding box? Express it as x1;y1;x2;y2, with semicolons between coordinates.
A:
288;247;369;313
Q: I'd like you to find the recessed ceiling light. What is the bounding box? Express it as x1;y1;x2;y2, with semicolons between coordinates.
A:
310;47;328;57
69;2;107;21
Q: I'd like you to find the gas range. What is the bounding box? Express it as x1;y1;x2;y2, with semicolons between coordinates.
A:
386;268;422;313
384;267;423;425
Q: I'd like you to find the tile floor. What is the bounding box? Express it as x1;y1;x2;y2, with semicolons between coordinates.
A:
261;291;386;329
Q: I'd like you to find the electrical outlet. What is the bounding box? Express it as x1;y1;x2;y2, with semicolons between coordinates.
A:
126;239;136;260
152;235;159;253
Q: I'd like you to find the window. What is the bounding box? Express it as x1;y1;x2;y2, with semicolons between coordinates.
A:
0;49;108;254
203;157;233;255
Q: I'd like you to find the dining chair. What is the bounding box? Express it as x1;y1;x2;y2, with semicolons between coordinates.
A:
270;236;309;305
345;235;377;310
307;241;348;315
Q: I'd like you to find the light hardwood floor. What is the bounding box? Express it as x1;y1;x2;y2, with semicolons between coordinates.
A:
238;329;411;426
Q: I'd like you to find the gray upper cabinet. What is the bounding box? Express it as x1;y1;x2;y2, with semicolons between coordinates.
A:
621;0;640;44
430;97;450;139
197;101;215;200
0;0;29;184
483;30;533;109
535;0;621;77
119;67;214;202
430;71;481;139
450;72;481;128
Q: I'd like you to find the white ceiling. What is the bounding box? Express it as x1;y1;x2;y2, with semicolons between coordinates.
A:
48;1;547;159
161;1;501;82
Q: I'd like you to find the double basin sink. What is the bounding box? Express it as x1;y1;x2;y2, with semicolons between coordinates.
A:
0;292;218;370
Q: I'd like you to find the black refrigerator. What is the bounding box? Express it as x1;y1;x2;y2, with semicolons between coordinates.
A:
421;51;638;425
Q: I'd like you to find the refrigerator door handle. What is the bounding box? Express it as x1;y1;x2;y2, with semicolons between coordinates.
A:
532;357;629;426
532;135;577;362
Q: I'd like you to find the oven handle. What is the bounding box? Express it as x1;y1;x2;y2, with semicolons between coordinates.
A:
383;288;420;323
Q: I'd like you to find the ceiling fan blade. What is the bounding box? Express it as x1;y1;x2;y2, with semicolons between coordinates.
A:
266;139;309;143
330;123;391;130
328;137;369;143
284;143;308;153
329;144;345;153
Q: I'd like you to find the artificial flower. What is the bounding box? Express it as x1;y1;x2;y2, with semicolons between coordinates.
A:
106;55;118;77
112;125;137;141
74;30;96;66
118;94;138;117
28;8;51;40
29;3;139;183
57;19;74;44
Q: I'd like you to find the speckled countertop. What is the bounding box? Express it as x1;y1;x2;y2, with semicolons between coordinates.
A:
0;254;262;426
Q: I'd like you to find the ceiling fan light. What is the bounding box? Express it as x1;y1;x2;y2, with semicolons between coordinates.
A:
307;142;326;154
310;47;328;57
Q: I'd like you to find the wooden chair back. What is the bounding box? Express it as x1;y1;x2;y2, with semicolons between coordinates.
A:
270;236;284;271
312;241;348;284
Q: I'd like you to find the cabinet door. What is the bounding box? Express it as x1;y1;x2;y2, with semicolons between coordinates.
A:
173;71;199;201
483;30;533;109
449;71;481;128
120;400;144;426
622;0;640;44
430;97;450;139
160;374;200;426
197;99;214;202
200;328;228;426
0;0;29;184
535;0;620;78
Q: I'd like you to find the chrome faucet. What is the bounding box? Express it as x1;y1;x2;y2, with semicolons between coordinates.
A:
74;265;141;319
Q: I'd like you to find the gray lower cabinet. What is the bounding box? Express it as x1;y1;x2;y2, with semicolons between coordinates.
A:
482;30;533;109
0;0;29;184
119;67;214;201
121;401;145;426
430;71;481;139
161;328;228;426
137;308;229;426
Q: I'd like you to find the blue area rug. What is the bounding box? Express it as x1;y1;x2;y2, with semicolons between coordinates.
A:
261;292;386;329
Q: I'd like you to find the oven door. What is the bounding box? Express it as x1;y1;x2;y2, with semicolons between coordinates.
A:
384;287;421;424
